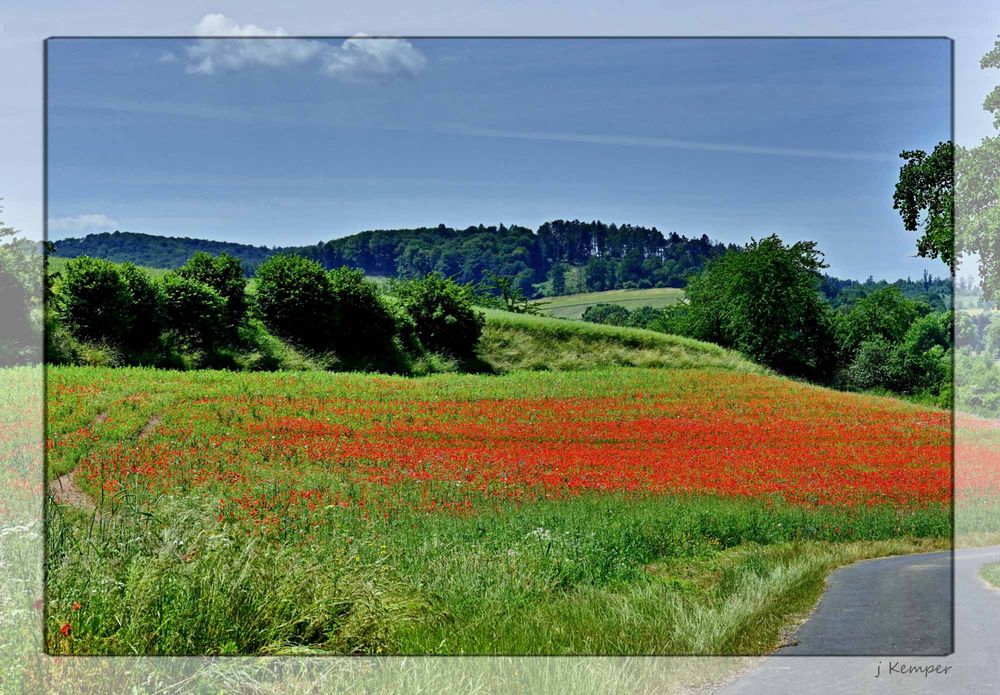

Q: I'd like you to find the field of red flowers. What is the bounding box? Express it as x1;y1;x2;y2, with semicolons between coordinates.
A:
47;367;953;523
44;365;960;655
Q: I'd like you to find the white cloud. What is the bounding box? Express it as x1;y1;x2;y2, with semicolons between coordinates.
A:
48;214;119;234
193;13;287;38
182;15;426;83
322;34;427;84
157;51;177;64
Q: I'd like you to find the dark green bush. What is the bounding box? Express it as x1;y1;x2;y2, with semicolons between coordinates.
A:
625;306;667;331
159;272;226;349
177;252;247;338
118;263;164;349
844;313;951;397
0;261;33;364
582;303;630;327
395;273;484;358
679;236;837;382
254;254;336;352
327;267;397;364
56;257;133;345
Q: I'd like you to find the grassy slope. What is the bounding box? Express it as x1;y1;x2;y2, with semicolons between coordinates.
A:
533;287;685;319
480;308;761;374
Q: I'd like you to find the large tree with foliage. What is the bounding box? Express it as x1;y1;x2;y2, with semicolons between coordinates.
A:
581;303;630;326
1;202;41;363
834;286;923;360
956;37;1000;299
893;141;955;271
681;235;836;381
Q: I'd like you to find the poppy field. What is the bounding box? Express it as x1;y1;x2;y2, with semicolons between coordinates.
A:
45;365;955;655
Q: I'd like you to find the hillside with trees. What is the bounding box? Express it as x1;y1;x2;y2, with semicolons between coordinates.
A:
52;231;285;272
53;220;736;295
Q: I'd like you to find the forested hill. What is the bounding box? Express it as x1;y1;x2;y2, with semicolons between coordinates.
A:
51;231;283;271
52;220;736;293
51;223;952;305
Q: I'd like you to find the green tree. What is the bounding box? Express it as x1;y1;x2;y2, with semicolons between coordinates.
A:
985;315;1000;358
896;313;951;395
844;309;950;396
548;262;568;295
893;141;954;271
0;204;40;363
625;305;666;331
835;287;922;360
956;351;1000;415
901;312;951;356
584;257;610;292
177;252;247;338
956;37;1000;299
955;311;982;351
846;336;904;391
484;272;539;314
680;235;836;380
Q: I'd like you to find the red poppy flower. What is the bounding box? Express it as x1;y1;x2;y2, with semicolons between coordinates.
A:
60;623;71;637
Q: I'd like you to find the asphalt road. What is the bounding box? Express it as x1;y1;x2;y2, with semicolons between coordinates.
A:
717;546;1000;694
776;550;953;656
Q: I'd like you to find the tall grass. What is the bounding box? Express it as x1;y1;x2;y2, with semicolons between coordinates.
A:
46;496;435;656
0;367;45;691
46;487;948;656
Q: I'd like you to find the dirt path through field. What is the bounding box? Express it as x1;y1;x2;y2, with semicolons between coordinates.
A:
138;414;161;439
49;472;95;510
49;411;161;511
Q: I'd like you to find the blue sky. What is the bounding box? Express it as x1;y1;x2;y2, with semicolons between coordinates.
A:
46;34;952;280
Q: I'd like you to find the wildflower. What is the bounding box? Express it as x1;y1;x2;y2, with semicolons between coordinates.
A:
60;623;71;638
71;602;81;611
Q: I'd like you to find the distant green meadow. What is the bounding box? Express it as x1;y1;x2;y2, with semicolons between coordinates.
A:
47;255;171;281
534;287;685;319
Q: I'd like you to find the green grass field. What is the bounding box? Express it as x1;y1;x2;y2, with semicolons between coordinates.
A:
533;287;685;319
44;348;951;655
